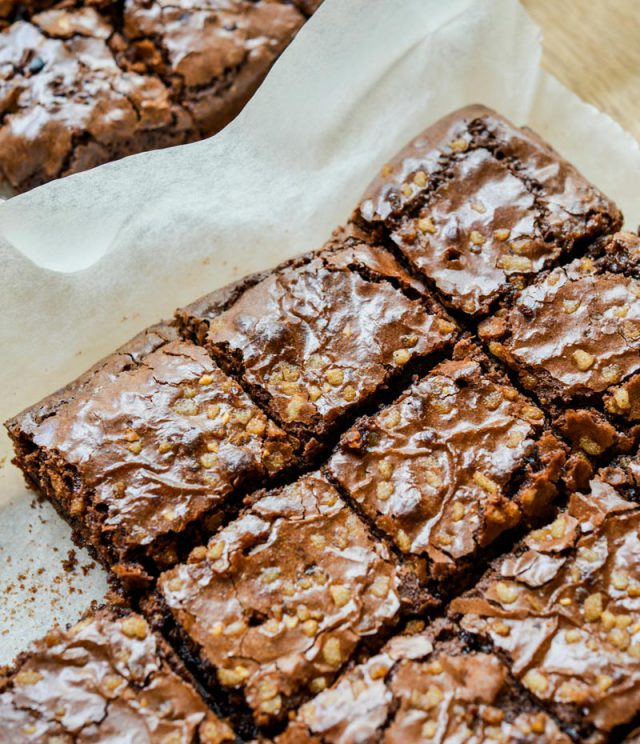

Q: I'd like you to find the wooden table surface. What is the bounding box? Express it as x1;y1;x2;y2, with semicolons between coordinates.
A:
522;0;640;142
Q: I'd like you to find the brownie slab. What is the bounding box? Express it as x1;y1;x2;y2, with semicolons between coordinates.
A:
278;623;571;743
451;478;640;740
328;341;566;593
5;323;298;583
178;239;457;450
156;472;424;728
354;105;622;317
0;607;235;743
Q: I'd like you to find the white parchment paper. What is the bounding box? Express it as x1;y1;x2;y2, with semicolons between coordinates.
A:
1;0;639;663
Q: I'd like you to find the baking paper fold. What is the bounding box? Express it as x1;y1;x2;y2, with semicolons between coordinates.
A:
0;0;638;662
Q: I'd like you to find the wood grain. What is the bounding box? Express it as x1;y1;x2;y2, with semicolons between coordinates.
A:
522;0;640;141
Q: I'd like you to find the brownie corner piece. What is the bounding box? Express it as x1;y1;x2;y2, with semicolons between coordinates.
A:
5;326;299;583
278;620;571;744
156;471;422;729
0;606;236;742
353;104;622;317
327;339;567;595
450;475;640;740
178;240;457;447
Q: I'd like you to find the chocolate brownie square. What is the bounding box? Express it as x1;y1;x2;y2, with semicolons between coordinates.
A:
5;323;298;585
327;340;566;595
0;607;235;743
155;472;427;728
278;623;571;743
177;239;457;451
480;231;640;479
451;478;640;740
353;105;622;317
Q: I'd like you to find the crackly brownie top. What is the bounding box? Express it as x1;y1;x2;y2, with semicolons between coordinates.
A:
20;339;296;561
328;349;563;578
158;473;403;724
0;609;234;743
451;481;640;734
0;10;188;189
121;0;305;132
480;232;640;405
279;630;570;744
355;105;621;316
204;253;456;438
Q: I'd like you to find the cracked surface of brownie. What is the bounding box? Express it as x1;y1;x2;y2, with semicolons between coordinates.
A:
156;472;425;728
5;323;298;581
178;238;457;449
278;623;571;743
451;478;640;741
0;0;312;192
354;105;622;317
327;340;566;593
0;607;235;742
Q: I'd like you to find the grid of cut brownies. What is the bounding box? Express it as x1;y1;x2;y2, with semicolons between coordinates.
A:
6;105;640;741
0;0;318;192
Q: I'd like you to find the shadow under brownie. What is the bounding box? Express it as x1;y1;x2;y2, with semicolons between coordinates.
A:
0;606;235;742
5;323;299;588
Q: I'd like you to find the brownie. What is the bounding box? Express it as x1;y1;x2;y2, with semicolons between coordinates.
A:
177;238;457;451
0;607;235;742
277;623;571;743
451;478;640;740
353;105;622;317
0;1;311;192
5;323;298;584
327;340;567;594
480;231;640;479
155;472;427;728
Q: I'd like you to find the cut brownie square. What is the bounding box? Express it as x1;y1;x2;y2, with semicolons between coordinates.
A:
451;478;640;741
5;323;298;585
155;472;427;728
177;238;457;452
353;105;622;317
0;607;235;743
278;622;571;743
480;231;640;480
327;340;567;595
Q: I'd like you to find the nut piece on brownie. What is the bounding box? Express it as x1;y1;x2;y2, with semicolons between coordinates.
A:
328;340;566;593
451;476;640;740
278;623;570;743
353;105;622;317
5;324;297;582
157;472;424;727
177;241;457;451
0;607;235;743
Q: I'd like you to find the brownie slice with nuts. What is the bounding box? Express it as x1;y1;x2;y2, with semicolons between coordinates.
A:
327;340;567;597
450;478;640;741
177;238;457;455
5;323;298;587
480;231;640;485
153;472;429;730
353;104;622;317
277;621;571;743
0;607;235;743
